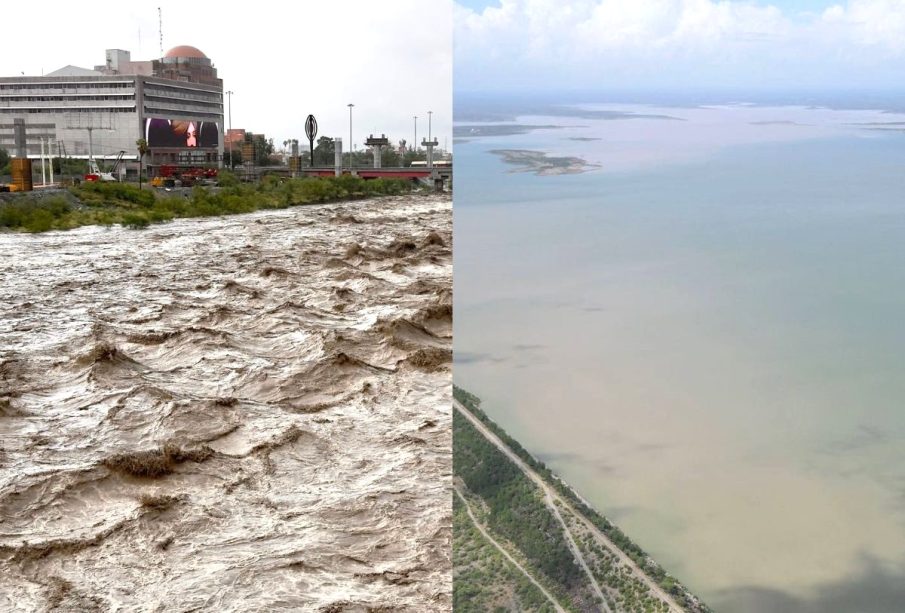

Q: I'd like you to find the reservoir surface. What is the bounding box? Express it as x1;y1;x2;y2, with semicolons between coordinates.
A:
454;102;905;613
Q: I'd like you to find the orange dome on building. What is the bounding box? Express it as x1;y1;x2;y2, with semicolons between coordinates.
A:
163;45;207;59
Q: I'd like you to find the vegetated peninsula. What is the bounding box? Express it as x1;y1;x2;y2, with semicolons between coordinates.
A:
453;385;711;613
490;149;600;176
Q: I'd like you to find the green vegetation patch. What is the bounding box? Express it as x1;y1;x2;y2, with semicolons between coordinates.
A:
0;175;413;233
454;409;594;610
0;196;72;233
453;494;558;613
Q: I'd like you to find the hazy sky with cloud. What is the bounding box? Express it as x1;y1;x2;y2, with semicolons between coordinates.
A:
454;0;905;92
1;1;451;150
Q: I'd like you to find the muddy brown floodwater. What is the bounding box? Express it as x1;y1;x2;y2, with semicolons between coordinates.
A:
0;194;452;612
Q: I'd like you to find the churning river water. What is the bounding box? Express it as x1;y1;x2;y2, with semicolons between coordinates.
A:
0;194;452;612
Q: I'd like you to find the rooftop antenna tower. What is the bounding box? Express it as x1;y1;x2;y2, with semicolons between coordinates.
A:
158;7;163;56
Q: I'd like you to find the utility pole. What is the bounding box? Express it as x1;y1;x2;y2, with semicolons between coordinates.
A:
40;138;46;186
347;103;354;171
87;127;94;174
226;90;234;169
428;110;432;144
413;115;418;154
346;102;355;174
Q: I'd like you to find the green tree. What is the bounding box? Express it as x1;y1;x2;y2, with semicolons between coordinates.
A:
381;146;401;167
351;149;373;167
228;147;243;166
252;135;275;166
313;136;335;166
136;138;149;189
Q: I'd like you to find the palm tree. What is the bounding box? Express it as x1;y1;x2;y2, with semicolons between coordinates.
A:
136;138;149;190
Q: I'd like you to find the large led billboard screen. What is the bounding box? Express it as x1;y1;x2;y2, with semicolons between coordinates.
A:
145;118;219;148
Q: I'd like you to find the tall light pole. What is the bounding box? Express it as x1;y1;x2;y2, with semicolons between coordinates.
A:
428;110;432;144
413;115;418;154
347;103;354;171
226;90;234;169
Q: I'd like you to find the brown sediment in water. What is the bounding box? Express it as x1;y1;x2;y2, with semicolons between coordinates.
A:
101;443;214;478
137;493;181;511
404;347;453;372
0;194;452;611
421;231;446;247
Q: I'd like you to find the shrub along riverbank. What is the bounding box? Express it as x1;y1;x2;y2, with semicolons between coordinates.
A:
0;174;413;233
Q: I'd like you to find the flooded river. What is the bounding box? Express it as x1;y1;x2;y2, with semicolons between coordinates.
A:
0;194;452;612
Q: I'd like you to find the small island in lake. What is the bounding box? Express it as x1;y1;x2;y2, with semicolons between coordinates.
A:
489;149;600;176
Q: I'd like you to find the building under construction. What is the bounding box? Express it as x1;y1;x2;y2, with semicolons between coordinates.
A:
0;46;224;177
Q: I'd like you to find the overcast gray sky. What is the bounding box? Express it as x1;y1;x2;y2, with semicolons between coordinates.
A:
1;0;451;151
455;0;905;93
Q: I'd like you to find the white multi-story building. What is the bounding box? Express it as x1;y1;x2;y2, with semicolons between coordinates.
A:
0;46;224;175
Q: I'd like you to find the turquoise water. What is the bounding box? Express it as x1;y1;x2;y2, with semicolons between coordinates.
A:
454;104;905;612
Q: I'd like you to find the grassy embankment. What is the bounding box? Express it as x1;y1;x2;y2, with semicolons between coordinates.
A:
454;385;712;613
454;408;599;612
0;173;412;233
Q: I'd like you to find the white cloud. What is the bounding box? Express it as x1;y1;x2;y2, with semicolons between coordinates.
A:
455;0;905;90
819;0;905;53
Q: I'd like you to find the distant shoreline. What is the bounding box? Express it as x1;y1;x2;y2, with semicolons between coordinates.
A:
453;123;564;137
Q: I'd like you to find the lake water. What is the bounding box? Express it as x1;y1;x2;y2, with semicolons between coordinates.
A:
453;101;905;612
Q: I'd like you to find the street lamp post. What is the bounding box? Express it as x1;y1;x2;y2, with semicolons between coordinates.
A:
226;90;234;169
428;110;432;144
347;103;354;171
413;115;418;155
